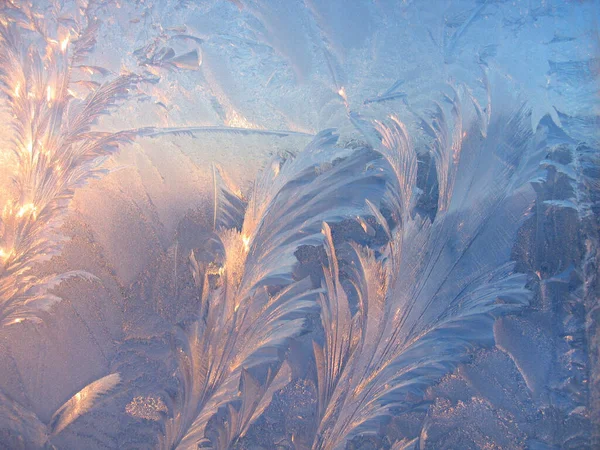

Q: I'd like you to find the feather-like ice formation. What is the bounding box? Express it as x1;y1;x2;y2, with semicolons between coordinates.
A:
203;362;292;449
0;1;596;448
0;3;143;326
0;373;120;448
158;130;386;449
212;164;247;231
161;276;317;450
312;82;541;449
48;373;121;436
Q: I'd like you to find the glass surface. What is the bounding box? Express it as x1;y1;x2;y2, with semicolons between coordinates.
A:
0;1;598;449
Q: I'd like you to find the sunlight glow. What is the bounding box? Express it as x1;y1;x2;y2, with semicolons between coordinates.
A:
46;85;55;103
60;35;70;52
16;203;37;219
225;109;259;129
242;234;250;252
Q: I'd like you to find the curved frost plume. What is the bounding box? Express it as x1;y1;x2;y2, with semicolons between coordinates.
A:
0;373;120;449
0;1;143;326
312;83;543;449
159;130;386;449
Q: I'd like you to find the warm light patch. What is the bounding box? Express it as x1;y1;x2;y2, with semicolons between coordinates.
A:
206;263;226;277
16;203;37;219
60;35;70;52
46;85;55;103
338;86;347;101
225;109;259;129
242;234;250;252
14;82;21;98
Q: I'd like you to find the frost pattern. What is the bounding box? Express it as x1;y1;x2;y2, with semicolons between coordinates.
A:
0;1;143;326
311;83;541;449
0;1;597;449
157;131;386;449
0;373;120;448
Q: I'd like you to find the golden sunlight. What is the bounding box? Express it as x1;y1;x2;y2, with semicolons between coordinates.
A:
60;35;70;52
16;203;37;219
46;85;55;103
242;234;250;252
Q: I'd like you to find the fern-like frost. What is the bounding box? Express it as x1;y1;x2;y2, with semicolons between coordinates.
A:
0;2;143;326
159;130;386;449
312;81;542;449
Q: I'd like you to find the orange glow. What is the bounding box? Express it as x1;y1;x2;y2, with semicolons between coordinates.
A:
60;35;70;52
242;234;250;252
46;85;55;103
16;203;37;219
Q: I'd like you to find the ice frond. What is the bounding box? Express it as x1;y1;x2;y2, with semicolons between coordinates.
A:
373;116;418;228
203;362;292;449
0;6;142;326
312;83;541;449
1;270;99;326
65;74;143;142
48;373;121;436
0;372;120;448
212;164;246;231
239;129;386;294
161;277;317;450
160;131;387;449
